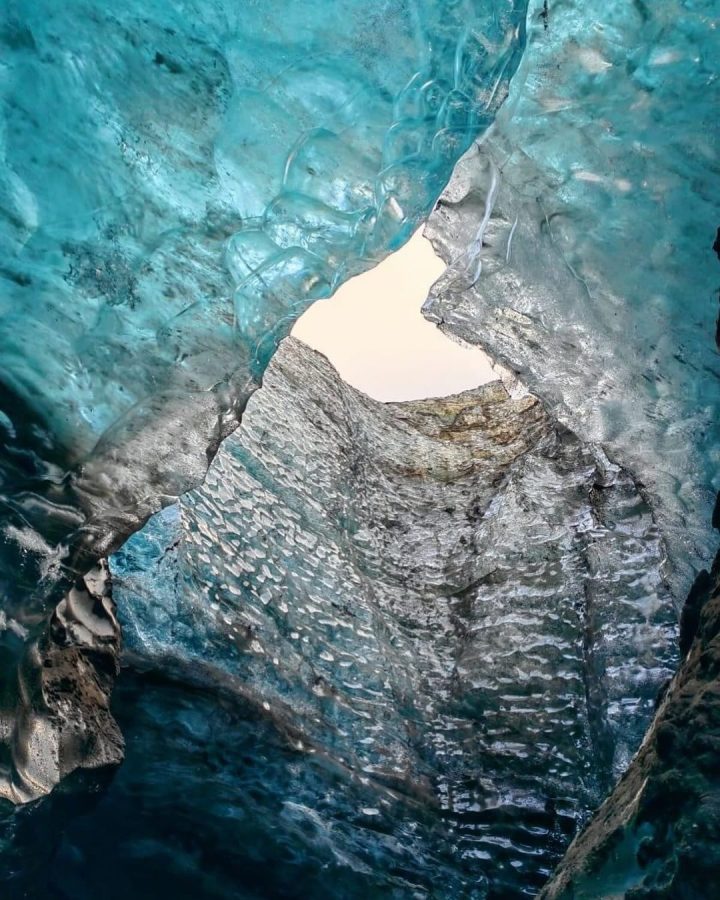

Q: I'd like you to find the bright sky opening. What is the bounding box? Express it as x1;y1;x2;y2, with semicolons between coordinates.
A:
292;229;496;401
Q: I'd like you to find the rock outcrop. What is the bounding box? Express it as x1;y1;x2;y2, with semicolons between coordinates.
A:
0;561;123;803
539;546;720;899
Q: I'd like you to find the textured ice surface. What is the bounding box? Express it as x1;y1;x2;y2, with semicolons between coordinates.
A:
424;0;720;597
0;0;527;613
0;4;528;792
0;562;123;805
0;0;717;893
106;338;677;897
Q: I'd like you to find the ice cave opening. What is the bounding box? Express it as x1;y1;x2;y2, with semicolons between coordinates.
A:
293;228;498;401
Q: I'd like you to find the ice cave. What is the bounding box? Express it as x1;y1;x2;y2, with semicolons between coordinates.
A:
0;1;718;898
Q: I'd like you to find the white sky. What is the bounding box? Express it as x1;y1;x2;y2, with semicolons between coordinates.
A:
292;230;496;401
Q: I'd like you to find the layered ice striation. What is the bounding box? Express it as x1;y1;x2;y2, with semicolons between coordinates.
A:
0;0;527;610
424;0;720;596
103;338;677;898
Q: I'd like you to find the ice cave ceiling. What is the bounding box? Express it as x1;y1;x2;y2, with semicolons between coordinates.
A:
0;1;719;899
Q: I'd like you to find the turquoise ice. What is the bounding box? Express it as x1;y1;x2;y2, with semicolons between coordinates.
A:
0;0;526;463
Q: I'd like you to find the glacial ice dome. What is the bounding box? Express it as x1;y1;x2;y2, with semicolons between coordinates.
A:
0;2;526;448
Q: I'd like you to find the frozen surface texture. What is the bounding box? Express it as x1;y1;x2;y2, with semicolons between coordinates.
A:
540;550;720;900
103;338;677;897
0;0;718;895
424;0;720;597
0;0;527;807
0;0;526;613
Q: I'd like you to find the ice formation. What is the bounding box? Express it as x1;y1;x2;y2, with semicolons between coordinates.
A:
1;0;719;897
425;0;720;596
102;337;677;896
0;0;527;806
0;0;526;601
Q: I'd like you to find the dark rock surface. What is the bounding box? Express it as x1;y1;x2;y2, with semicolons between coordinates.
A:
539;545;720;898
0;561;123;803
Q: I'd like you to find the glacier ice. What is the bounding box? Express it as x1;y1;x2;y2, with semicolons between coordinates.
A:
0;0;528;804
0;0;718;896
425;0;720;597
0;561;123;805
0;0;527;607
104;338;677;897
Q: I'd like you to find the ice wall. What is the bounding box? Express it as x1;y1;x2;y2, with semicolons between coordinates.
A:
424;0;720;596
0;7;530;756
106;338;677;897
0;0;527;611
